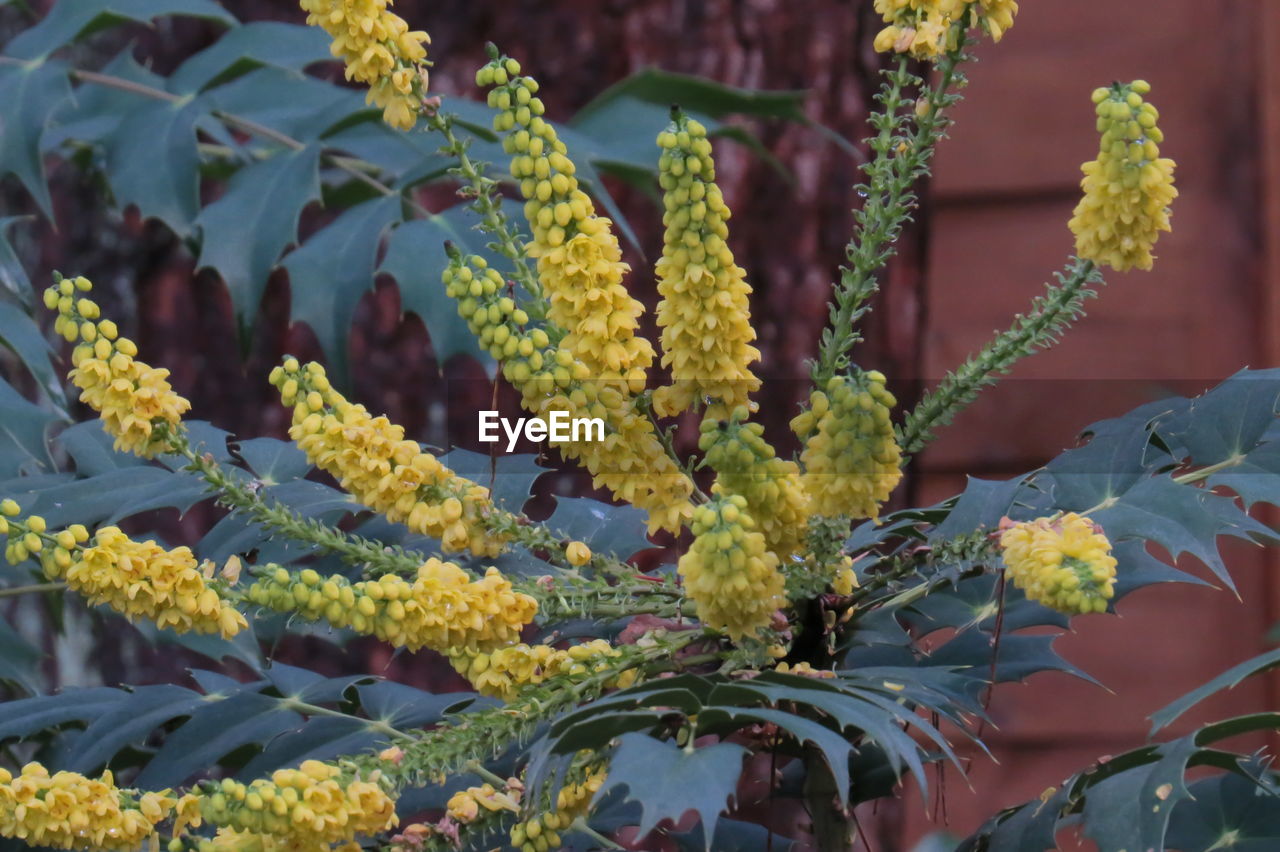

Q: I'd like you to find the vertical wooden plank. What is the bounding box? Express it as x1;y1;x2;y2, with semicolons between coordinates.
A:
1256;0;1280;727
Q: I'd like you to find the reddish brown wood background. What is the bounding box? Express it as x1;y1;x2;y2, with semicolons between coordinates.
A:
6;0;1280;847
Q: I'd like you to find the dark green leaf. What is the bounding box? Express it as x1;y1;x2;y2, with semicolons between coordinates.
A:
594;734;747;848
541;496;653;560
284;195;402;383
0;618;40;693
1150;647;1280;736
0;59;73;217
195;144;321;329
0;298;65;408
65;684;204;772
1081;737;1197;852
1166;770;1280;852
4;0;236;60
168;21;332;93
438;449;547;514
0;373;56;476
103;97;204;234
377;211;493;369
203;67;363;143
0;216;33;306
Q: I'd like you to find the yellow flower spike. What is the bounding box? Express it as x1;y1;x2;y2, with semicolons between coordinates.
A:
438;231;693;535
481;58;655;391
44;275;190;458
1069;81;1177;272
699;409;810;560
998;513;1118;615
677;494;785;641
447;639;624;702
509;768;604;850
0;762;178;851
799;371;903;521
298;0;430;129
270;359;506;557
193;761;397;848
651;112;762;420
1;513;245;638
246;560;536;653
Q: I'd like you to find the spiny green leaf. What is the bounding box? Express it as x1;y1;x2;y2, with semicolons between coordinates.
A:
0;217;33;306
195;144;321;330
0;618;40;694
168;21;332;93
1162;368;1280;466
1166;769;1280;852
1150;647;1280;736
1081;737;1198;852
103;96;204;235
4;0;236;60
542;496;653;561
438;449;548;515
0;298;65;408
0;59;74;217
377;210;493;370
594;735;747;849
284;195;402;385
0;373;57;476
203;67;364;143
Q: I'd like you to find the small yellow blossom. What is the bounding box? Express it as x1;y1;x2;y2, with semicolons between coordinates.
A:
775;661;836;679
565;540;592;567
1069;81;1177;272
998;513;1118;615
873;0;1018;59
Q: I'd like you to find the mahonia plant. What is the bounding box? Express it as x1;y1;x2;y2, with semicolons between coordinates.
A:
13;0;1266;850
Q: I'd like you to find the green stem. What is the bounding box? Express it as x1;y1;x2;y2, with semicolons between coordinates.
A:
427;110;543;306
899;257;1102;456
0;581;65;599
814;33;969;387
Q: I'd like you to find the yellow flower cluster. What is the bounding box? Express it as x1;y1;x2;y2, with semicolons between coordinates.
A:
44;275;190;458
271;359;503;557
678;495;784;641
651;113;761;419
442;254;536;364
445;783;518;824
0;504;246;639
298;0;429;129
448;639;626;702
192;761;396;849
775;661;836;679
190;827;346;852
699;410;810;561
480;58;654;390
793;372;903;521
246;562;536;653
998;513;1117;615
510;770;604;852
0;763;177;851
1069;81;1177;272
873;0;1018;59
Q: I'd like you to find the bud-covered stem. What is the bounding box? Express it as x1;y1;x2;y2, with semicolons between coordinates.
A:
898;257;1102;456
